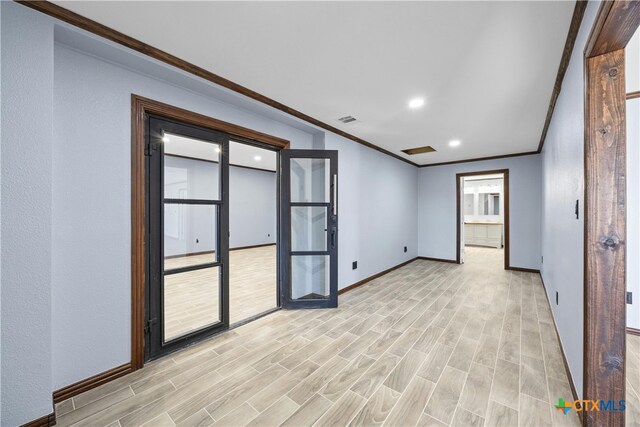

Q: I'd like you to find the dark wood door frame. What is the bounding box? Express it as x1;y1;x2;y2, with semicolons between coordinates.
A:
455;169;510;270
131;95;289;369
583;2;640;426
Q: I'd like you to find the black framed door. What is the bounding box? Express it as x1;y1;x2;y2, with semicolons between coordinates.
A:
146;116;229;360
280;149;338;308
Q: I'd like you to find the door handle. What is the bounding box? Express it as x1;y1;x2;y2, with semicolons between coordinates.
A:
332;174;337;216
331;227;336;249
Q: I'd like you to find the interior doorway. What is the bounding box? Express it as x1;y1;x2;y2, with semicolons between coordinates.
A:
456;169;510;270
133;96;340;366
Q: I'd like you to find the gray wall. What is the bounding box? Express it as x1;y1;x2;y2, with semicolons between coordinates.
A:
540;0;601;399
417;155;542;270
626;31;640;330
1;2;3;421
628;98;640;329
325;133;419;290
1;3;54;424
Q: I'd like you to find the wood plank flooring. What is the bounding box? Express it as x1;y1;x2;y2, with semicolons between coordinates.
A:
627;332;640;426
56;247;581;426
164;245;277;339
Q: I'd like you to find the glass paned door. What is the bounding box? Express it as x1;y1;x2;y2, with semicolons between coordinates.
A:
147;116;229;360
280;150;338;308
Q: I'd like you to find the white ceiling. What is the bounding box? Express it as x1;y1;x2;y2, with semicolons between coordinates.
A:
54;1;575;165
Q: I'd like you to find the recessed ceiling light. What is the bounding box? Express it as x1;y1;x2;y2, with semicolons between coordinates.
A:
162;136;170;143
408;98;425;109
449;140;461;147
254;155;262;161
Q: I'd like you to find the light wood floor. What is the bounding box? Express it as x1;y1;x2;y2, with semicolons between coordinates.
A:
164;245;277;339
56;247;581;426
628;332;640;426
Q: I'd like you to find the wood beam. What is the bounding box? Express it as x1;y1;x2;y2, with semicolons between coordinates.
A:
586;0;640;58
584;48;627;427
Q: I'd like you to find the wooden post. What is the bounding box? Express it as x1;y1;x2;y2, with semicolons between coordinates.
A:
584;49;627;427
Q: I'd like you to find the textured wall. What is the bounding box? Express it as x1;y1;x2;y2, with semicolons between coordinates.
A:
324;133;418;290
627;98;640;329
540;0;601;398
1;2;3;421
1;2;54;424
626;31;640;330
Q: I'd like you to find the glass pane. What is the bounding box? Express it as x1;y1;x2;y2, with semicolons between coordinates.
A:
291;206;327;251
164;204;217;270
291;255;330;300
164;267;220;341
290;158;329;202
164;133;220;200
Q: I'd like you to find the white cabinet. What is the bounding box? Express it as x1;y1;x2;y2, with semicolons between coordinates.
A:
464;222;503;248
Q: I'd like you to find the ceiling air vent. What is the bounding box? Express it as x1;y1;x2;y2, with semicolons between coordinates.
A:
338;116;357;124
402;146;437;155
